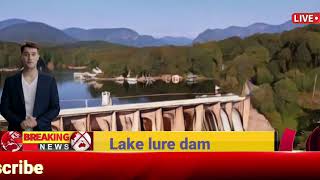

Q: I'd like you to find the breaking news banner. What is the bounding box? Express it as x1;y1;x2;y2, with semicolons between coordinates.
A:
1;131;93;152
22;132;93;151
22;131;93;151
2;131;320;179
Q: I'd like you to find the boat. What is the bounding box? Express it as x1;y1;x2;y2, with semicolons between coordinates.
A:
115;80;125;85
114;75;125;81
161;74;172;83
83;72;97;78
143;74;155;85
125;70;138;84
172;75;182;84
114;75;125;84
73;72;97;81
0;68;19;72
145;76;155;85
126;77;138;84
92;67;103;74
186;73;198;82
73;72;85;80
186;80;197;85
68;65;87;70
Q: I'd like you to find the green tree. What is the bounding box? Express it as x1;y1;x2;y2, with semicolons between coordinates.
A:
218;37;243;61
273;78;301;119
245;45;270;64
255;66;274;85
277;48;292;72
307;32;320;67
293;42;312;69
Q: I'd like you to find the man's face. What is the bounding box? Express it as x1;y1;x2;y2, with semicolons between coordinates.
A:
21;47;39;70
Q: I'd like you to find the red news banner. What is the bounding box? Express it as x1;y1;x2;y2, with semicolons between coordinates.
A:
292;13;320;24
1;131;320;179
1;152;320;179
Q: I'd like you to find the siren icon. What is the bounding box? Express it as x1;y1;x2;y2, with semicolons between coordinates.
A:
70;132;92;151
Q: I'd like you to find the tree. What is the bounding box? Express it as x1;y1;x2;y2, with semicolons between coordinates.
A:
226;54;255;85
285;69;312;91
251;84;282;126
273;78;298;103
293;42;312;69
188;42;223;77
255;66;274;85
277;48;292;72
252;84;277;113
218;37;244;61
245;45;270;64
89;59;99;68
307;32;320;67
250;33;281;55
42;51;53;64
273;78;301;119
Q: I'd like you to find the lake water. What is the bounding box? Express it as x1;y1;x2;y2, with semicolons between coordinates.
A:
0;71;217;109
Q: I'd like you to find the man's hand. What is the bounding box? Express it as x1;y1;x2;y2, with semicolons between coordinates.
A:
20;116;37;130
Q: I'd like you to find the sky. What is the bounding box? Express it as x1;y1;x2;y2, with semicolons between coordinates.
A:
0;0;319;38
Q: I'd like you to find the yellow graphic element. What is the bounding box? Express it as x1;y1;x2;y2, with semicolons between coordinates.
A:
93;131;275;152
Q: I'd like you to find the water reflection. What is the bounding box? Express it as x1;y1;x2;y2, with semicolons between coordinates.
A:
0;71;216;109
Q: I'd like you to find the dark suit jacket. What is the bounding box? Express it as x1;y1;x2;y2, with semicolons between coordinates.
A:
0;71;60;131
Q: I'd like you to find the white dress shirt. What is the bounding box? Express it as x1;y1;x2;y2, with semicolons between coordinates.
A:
21;74;38;118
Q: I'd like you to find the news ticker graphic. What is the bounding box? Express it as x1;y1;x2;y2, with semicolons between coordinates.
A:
292;12;320;24
0;131;93;152
1;131;275;152
1;152;320;179
23;131;93;151
94;131;275;152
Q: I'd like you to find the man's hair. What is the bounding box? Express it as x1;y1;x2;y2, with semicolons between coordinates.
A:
20;41;40;53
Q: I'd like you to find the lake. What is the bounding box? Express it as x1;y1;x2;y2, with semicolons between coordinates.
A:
0;71;217;109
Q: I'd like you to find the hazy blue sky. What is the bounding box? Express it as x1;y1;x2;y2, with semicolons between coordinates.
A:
0;0;319;38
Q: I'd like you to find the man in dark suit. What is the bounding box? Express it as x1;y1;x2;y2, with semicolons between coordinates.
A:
0;42;60;131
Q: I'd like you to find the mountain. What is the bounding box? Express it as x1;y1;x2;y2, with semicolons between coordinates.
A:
64;28;192;47
132;35;164;47
0;18;28;30
0;18;192;46
193;21;305;43
0;22;76;44
159;36;192;46
63;28;139;43
0;18;304;47
64;28;163;47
